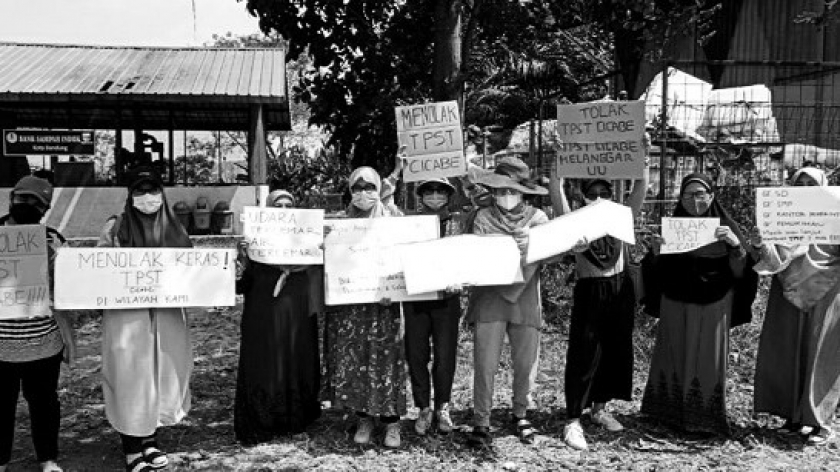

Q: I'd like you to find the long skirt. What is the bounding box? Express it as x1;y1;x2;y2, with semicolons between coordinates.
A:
641;292;732;435
565;272;635;418
325;304;407;417
754;276;840;429
234;267;321;443
102;308;192;437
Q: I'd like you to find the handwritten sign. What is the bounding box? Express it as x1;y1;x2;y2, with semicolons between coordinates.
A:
660;217;720;254
395;101;467;182
324;216;440;305
241;207;324;265
0;225;50;319
401;235;523;295
555;100;646;179
55;248;236;309
526;200;635;264
757;186;840;244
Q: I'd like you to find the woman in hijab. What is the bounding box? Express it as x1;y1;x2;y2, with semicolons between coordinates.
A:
640;173;758;435
466;156;549;447
402;178;464;436
326;167;407;448
97;167;193;472
752;167;840;445
234;190;324;444
550;164;648;451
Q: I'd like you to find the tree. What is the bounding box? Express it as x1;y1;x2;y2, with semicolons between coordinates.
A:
242;0;720;171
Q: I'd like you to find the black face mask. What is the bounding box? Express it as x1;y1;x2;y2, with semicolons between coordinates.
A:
9;203;45;225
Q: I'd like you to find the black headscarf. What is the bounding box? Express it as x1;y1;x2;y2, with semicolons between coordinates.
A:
643;173;757;327
580;179;622;269
117;167;192;248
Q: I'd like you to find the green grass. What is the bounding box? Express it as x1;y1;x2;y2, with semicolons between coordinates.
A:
8;263;840;471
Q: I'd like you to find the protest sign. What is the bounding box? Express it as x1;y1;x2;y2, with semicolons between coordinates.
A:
756;186;840;244
395;101;467;182
660;217;720;254
0;225;50;319
241;207;324;265
55;248;236;309
555;100;646;179
401;235;523;295
525;200;635;264
324;215;440;305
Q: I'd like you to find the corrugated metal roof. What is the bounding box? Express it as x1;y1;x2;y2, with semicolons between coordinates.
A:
0;43;291;131
0;43;286;99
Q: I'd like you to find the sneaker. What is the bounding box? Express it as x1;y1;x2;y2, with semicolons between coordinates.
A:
354;416;375;445
564;421;588;451
436;404;454;433
592;410;624;432
40;461;63;472
415;407;433;435
807;427;835;445
384;422;401;448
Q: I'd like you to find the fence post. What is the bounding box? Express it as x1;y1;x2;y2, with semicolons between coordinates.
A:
658;63;669;220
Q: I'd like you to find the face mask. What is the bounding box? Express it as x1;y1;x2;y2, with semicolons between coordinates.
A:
9;203;44;224
351;192;378;211
495;194;522;211
133;193;163;215
422;194;448;211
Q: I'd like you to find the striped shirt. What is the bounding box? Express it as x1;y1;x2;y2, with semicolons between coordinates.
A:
0;216;65;363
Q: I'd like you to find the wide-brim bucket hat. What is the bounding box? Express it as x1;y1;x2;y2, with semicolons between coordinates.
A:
415;177;456;195
472;156;547;195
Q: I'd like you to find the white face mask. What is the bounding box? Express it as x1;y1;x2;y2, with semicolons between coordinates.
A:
133;193;163;215
351;192;377;211
495;194;522;211
422;194;448;210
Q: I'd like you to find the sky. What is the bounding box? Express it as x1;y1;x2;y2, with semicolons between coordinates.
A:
0;0;263;47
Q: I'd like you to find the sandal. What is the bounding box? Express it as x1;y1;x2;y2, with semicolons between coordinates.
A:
777;420;801;435
514;417;537;444
126;457;155;472
467;426;493;448
143;447;168;469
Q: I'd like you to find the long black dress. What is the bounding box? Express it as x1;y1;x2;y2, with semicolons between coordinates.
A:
234;262;322;444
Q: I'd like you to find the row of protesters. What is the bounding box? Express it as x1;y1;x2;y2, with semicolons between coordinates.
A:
6;160;836;469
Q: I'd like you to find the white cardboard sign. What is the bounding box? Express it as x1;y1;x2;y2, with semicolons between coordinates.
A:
757;187;840;245
55;248;236;309
241;207;324;265
526;200;635;264
0;225;50;319
400;235;523;295
395;101;467;182
555;100;646;179
660;217;720;254
324;216;440;305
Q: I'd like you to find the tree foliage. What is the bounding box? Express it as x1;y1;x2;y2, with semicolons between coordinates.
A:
242;0;720;171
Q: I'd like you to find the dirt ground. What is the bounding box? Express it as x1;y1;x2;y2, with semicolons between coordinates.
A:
7;305;840;471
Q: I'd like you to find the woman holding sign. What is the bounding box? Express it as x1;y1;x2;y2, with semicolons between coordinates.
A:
0;176;72;472
402;178;464;435
326;166;407;448
97;168;193;472
752;167;840;444
466;156;549;447
234;190;323;444
549;171;647;451
640;173;757;435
